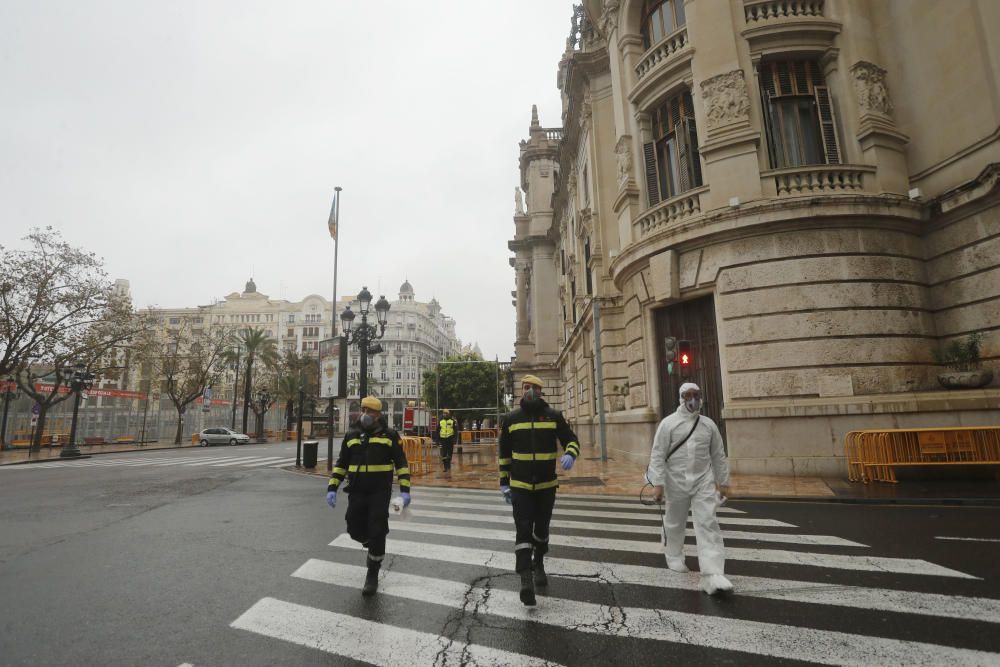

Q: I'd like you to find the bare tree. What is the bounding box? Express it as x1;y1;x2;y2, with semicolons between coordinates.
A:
136;318;233;444
3;229;148;449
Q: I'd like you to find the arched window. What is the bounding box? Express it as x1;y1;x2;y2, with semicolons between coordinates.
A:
641;0;686;49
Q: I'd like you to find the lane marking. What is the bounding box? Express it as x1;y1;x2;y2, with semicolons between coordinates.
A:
935;536;1000;543
394;509;863;547
294;560;995;666
208;456;286;467
380;521;976;578
232;597;564;667
331;535;1000;624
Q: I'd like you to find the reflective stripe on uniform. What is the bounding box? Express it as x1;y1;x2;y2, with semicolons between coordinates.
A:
345;439;362;448
396;467;410;475
497;457;513;465
347;464;394;472
514;542;533;551
508;421;557;432
513;451;558;460
369;436;393;446
510;479;559;491
499;471;510;479
565;442;580;453
400;479;411;488
332;467;347;475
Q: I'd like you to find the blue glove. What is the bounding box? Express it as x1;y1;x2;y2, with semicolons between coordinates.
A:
560;454;575;471
500;485;512;505
401;491;411;508
326;491;337;508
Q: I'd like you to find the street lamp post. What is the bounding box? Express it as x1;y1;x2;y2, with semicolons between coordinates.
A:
340;287;390;406
61;363;95;459
1;378;21;451
255;389;271;443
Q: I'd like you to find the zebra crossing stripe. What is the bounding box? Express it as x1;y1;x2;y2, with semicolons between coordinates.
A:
415;486;748;514
266;458;301;467
239;457;300;468
208;456;286;467
381;521;975;578
394;509;863;547
293;559;994;666
232;596;564;667
330;535;1000;624
935;536;1000;544
415;499;765;523
183;457;247;466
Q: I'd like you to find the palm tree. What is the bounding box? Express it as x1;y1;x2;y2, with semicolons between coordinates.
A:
236;327;277;434
275;351;318;435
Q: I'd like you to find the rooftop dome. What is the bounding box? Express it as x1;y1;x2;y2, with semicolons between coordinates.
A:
399;279;414;295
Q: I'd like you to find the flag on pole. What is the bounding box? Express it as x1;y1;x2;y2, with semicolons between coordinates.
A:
327;194;338;240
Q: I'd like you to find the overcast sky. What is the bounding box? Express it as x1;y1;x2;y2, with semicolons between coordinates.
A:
0;1;577;360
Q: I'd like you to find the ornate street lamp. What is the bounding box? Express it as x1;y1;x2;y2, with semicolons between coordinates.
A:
340;287;390;402
61;362;95;459
1;377;21;451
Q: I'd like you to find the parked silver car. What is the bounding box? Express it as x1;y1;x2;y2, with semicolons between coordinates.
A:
198;427;251;446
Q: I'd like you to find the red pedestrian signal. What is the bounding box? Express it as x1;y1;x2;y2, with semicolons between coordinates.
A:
678;340;692;366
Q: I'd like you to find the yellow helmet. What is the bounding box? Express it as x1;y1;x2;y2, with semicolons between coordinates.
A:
360;396;382;412
521;374;543;388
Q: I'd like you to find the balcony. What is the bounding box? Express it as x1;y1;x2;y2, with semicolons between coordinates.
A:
744;0;825;22
764;165;875;196
634;26;690;86
634;186;706;238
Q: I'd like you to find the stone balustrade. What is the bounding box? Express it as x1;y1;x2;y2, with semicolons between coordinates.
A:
543;128;562;141
635;187;704;237
766;165;874;196
744;0;824;22
634;26;689;82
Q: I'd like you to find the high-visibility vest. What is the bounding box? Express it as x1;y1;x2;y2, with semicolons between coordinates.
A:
439;418;455;438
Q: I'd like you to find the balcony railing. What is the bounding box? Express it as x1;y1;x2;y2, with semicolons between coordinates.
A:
744;0;824;22
543;128;562;141
765;165;874;196
634;26;689;83
634;187;706;237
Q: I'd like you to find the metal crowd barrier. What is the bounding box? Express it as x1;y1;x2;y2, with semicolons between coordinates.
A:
400;436;434;475
845;426;1000;483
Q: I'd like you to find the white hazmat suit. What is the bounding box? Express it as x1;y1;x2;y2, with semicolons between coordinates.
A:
647;382;733;594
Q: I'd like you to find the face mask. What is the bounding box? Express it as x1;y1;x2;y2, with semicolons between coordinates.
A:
359;413;375;428
684;397;702;413
524;388;538;401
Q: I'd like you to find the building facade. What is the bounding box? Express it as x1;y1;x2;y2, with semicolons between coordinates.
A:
146;279;462;435
510;0;1000;475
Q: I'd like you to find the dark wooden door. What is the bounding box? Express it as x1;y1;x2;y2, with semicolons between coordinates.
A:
653;295;726;442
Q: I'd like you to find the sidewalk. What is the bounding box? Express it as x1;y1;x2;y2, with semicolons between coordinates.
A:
4;438;997;504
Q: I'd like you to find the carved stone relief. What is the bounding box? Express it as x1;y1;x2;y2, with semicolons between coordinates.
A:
600;0;621;36
851;61;893;117
615;135;633;186
699;70;751;130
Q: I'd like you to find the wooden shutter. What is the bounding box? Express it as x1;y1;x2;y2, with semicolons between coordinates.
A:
643;141;661;206
813;86;841;164
674;120;690;193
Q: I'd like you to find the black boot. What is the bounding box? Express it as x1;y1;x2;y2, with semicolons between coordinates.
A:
533;553;548;588
519;570;536;606
362;558;381;596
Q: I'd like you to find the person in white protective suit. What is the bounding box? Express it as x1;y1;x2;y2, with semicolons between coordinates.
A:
646;382;734;595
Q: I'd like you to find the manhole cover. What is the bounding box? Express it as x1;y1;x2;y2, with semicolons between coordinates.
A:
561;476;605;486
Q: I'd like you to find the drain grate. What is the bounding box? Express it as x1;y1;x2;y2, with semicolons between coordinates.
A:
561;476;605;486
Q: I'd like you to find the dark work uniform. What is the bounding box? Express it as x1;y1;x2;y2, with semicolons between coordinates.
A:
498;397;580;573
438;416;457;472
328;422;410;563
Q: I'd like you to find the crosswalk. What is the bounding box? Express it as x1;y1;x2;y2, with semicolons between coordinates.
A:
1;454;314;470
231;485;1000;665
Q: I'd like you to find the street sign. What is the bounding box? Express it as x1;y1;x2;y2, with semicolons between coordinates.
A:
31;403;40;415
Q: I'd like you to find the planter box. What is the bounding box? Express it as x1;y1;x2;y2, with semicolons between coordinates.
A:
937;369;994;389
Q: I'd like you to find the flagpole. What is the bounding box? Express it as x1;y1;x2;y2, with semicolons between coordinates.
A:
328;186;342;472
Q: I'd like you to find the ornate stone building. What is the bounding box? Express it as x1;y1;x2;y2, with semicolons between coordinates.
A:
510;0;999;475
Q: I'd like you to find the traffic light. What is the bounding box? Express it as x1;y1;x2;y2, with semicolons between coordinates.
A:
678;339;692;367
663;337;677;363
663;337;677;375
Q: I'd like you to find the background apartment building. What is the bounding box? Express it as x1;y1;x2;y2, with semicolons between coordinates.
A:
510;0;999;475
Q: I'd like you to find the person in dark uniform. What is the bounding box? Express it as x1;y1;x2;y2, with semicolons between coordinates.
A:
326;396;411;596
498;374;580;606
438;409;457;472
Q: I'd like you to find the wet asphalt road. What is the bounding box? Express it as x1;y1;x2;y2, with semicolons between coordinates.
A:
0;445;998;666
